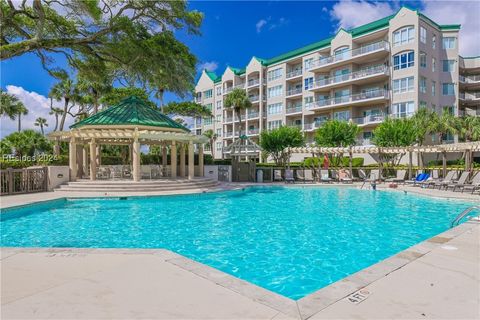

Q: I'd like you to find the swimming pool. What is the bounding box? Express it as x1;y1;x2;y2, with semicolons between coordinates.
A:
0;186;473;299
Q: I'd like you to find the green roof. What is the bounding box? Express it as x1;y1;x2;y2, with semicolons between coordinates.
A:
70;96;189;132
205;70;221;82
199;6;461;84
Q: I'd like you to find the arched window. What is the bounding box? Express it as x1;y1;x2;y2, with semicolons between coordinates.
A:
393;26;414;47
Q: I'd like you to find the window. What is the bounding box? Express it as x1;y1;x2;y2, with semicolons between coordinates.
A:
333;110;350;121
267;68;283;81
216;129;221;137
419;101;427;109
334;46;350;60
216;142;222;151
432;35;436;49
195;117;202;126
442;83;455;96
420;27;426;44
304;96;313;105
216;87;222;96
443;60;455;72
205;103;212;112
216;100;222;110
392;101;414;117
393;51;414;70
442;37;456;49
304;77;314;90
393;76;414;94
267;102;283;115
393;26;415;46
432;58;436;72
304;58;314;70
268;120;282;130
267;85;282;98
204;89;213;99
419;77;427;93
432;81;436;96
215;115;221;123
420;52;427;68
204;116;212;126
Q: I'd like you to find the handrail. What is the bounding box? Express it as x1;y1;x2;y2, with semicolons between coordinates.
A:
451;205;480;227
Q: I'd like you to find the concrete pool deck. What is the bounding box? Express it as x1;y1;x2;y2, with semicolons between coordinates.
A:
1;183;479;319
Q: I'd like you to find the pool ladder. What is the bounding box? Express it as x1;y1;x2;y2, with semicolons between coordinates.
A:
451;205;480;228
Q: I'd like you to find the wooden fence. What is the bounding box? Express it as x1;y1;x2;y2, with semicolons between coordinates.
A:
0;167;48;196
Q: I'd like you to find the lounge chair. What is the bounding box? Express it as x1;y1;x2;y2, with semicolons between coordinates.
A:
460;172;480;193
385;170;406;183
320;170;332;183
338;170;353;184
432;171;457;189
296;169;305;183
358;169;368;181
405;173;427;186
368;169;380;182
96;167;110;179
110;165;123;180
274;169;283;182
285;169;295;184
447;171;470;191
304;169;315;183
141;165;152;179
413;173;430;186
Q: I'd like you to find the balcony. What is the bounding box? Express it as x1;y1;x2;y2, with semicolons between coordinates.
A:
286;87;302;98
390;112;414;119
249;95;260;103
286;104;303;115
286;68;303;80
305;89;389;111
459;92;480;105
310;66;389;91
287;123;302;130
356;138;374;146
247;79;260;87
223;87;233;95
234;83;246;89
460;75;480;90
309;40;390;72
247;128;260;135
224;131;233;138
248;111;260;119
352;114;385;126
303;121;326;131
224;117;233;123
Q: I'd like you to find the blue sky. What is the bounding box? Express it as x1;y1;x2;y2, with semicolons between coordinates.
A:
1;0;479;137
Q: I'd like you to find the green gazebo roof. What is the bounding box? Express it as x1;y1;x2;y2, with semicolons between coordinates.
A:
70;96;189;132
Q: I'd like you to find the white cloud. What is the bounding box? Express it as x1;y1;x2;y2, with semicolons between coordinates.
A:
197;61;218;72
1;85;74;138
256;19;267;33
422;0;480;56
269;17;289;31
330;0;396;30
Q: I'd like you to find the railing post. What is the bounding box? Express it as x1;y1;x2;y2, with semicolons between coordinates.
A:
25;168;30;193
7;168;13;195
44;167;48;191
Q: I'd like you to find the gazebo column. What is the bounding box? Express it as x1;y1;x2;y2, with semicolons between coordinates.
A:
188;141;194;180
171;141;177;179
198;144;204;177
82;145;88;179
132;137;141;182
69;137;77;181
180;144;186;177
89;139;97;181
162;144;168;166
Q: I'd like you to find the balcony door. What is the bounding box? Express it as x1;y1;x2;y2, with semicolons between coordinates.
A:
334;89;350;104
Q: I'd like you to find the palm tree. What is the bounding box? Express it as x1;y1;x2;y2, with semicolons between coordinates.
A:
49;77;78;131
434;107;461;143
203;129;217;157
224;88;252;138
16;103;28;132
34;117;48;135
459;115;480;142
411;108;439;167
1;90;27;131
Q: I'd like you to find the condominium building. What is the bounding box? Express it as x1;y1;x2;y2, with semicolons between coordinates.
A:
194;6;480;159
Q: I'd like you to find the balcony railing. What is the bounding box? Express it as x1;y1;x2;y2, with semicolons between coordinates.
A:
224;131;233;138
310;40;389;69
305;89;389;110
311;65;388;89
224;117;233;123
356;138;373;146
286;68;303;79
286;105;303;114
247;128;260;135
249;95;260;102
286;87;302;97
248;79;260;87
287;123;302;130
303;121;326;131
223;87;233;95
460;75;480;83
390;112;415;119
460;92;480;100
248;111;259;119
352;114;385;125
234;83;246;89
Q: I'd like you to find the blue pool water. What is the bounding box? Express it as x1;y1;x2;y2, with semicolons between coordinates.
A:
0;187;474;299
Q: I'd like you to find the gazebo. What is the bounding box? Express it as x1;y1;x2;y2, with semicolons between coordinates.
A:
48;96;208;182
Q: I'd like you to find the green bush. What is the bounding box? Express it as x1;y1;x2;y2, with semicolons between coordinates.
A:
302;157;364;167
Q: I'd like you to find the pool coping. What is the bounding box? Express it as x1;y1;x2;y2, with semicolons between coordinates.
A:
2;219;479;319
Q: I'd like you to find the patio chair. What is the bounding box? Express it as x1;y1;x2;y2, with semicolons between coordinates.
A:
412;173;430;187
285;169;295;184
368;169;380;182
274;169;283;182
296;169;305;183
320;170;332;183
358;169;368;181
96;167;110;180
461;172;480;193
446;171;470;191
405;171;425;185
151;165;161;179
432;171;457;189
122;165;132;179
304;169;315;183
385;170;406;183
338;169;353;184
141;165;152;179
110;165;123;180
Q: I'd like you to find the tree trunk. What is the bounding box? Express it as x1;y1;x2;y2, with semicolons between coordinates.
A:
157;88;165;113
40;125;44;135
59;98;69;131
17;113;21;131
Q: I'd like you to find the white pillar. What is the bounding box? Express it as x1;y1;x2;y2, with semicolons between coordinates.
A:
180;144;186;177
89;139;97;181
82;146;88;178
162;144;168;166
198;144;204;177
188;141;194;180
132;138;140;182
69;137;77;181
171;141;177;179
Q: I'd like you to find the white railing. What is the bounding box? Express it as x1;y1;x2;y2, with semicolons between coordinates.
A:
353;114;385;125
249;95;260;102
286;68;303;79
356;138;373;146
311;65;388;89
286;105;303;114
225;117;233;123
287;123;302;130
390;112;414;119
310;40;389;69
224;131;233;138
248;111;259;119
286;87;302;96
223;87;233;94
459;75;480;83
234;83;246;89
305;89;389;110
248;128;260;135
248;79;260;87
303;122;325;130
460;92;480;100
